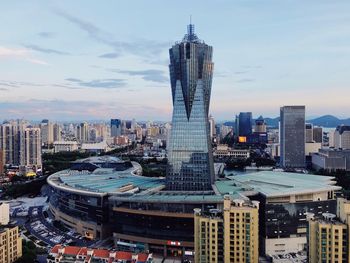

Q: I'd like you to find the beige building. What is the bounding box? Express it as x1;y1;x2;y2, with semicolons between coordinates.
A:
308;198;350;263
0;203;10;226
308;213;348;263
214;144;250;159
194;196;259;263
24;127;42;167
0;226;22;263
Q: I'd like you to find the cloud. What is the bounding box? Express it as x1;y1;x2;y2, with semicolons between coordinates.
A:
111;69;168;83
99;52;119;59
0;88;8;91
24;44;70;55
0;81;18;88
236;78;255;83
0;46;28;57
0;46;48;65
0;80;44;88
65;78;126;89
38;32;55;38
0;99;169;121
234;71;248;74
54;9;170;58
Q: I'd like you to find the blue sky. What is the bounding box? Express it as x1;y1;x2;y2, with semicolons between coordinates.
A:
0;1;350;121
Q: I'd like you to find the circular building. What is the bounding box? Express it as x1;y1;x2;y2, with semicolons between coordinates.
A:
48;156;341;257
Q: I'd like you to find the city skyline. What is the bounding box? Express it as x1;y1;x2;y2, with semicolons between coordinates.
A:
1;1;350;121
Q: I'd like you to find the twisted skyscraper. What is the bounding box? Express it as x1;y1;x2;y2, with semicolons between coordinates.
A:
166;24;214;191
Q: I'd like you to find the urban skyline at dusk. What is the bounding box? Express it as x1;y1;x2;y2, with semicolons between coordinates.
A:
1;1;350;121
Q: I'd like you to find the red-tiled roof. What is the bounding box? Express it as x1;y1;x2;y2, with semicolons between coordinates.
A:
137;253;148;262
78;247;88;255
93;249;110;258
115;251;132;260
50;244;62;254
63;246;81;255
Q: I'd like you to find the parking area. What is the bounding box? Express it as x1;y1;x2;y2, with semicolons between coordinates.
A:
24;206;92;247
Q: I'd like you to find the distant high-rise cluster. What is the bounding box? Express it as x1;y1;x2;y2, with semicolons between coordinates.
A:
166;24;215;191
0;120;41;169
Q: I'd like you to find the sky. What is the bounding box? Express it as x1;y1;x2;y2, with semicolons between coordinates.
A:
1;1;350;121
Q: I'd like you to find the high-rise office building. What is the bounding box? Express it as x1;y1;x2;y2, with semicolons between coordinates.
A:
111;119;122;137
305;123;313;143
280;106;305;168
24;127;42;167
254;116;267;133
236;112;253;137
313;126;323;143
166;24;214;191
194;196;259;263
0;226;22;263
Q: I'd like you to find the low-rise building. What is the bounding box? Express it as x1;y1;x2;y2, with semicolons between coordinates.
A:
334;125;350;150
0;226;22;263
305;142;321;156
312;148;350;171
213;144;250;159
194;196;259;263
53;141;79;152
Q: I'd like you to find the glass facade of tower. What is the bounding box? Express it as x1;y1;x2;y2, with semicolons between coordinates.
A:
111;119;122;137
280;106;306;168
166;24;214;191
237;112;253;136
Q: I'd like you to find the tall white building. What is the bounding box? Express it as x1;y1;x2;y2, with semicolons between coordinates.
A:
24;127;41;167
76;122;89;143
40;120;54;146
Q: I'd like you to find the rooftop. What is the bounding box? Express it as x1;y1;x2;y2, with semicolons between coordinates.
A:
216;171;340;198
48;158;341;201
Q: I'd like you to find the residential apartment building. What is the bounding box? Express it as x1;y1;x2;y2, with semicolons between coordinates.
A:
308;198;350;263
24;127;41;167
194;196;259;263
0;226;22;263
308;213;348;263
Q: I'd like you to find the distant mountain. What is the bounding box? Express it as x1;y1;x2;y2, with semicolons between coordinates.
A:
308;115;350;128
264;115;350;128
224;115;350;129
264;117;280;128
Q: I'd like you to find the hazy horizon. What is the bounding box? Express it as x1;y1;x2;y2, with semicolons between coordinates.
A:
1;1;350;120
